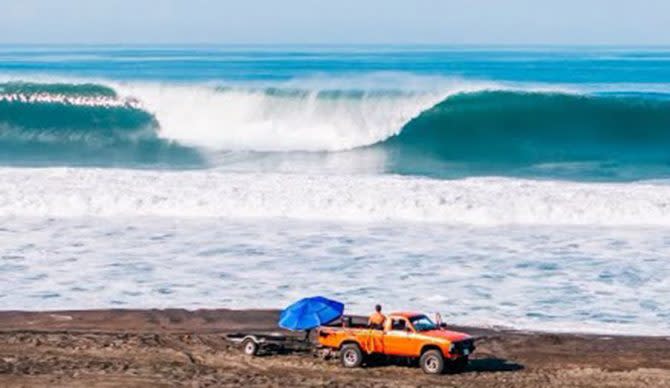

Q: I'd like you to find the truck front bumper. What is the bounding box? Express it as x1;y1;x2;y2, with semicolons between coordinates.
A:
450;338;476;357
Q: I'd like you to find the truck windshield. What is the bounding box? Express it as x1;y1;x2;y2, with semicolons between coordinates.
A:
409;315;438;331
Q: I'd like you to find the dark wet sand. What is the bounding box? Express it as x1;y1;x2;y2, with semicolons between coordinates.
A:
1;309;669;387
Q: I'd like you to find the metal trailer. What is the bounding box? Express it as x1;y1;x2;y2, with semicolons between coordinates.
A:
226;332;312;356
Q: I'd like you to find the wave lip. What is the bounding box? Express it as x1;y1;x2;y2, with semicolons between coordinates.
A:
3;168;670;226
0;82;118;97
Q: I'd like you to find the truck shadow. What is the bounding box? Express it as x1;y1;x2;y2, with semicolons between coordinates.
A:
362;356;523;374
358;355;523;374
465;357;524;373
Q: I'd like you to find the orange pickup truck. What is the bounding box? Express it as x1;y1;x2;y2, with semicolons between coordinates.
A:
317;312;475;374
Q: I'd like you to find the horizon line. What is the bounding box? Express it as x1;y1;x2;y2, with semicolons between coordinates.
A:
1;43;670;48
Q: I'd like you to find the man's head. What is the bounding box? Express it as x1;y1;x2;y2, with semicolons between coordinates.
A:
375;304;382;312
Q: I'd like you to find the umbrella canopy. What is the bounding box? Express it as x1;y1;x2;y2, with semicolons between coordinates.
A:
278;296;344;331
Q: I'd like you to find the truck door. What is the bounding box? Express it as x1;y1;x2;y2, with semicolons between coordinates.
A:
383;317;417;356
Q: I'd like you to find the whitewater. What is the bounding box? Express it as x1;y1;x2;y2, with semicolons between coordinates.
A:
1;46;670;335
3;168;670;225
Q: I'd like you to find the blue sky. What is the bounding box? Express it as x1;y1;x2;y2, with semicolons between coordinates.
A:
1;0;669;45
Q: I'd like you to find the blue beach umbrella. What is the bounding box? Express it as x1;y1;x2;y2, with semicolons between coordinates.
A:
278;296;344;331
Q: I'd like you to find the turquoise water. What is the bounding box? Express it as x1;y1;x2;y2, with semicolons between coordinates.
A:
1;46;670;179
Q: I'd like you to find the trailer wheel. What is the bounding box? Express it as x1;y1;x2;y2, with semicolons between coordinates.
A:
420;349;445;374
340;343;364;368
242;338;259;356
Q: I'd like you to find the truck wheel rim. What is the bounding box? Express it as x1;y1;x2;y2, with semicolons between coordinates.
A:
425;356;439;372
344;350;358;365
245;342;256;354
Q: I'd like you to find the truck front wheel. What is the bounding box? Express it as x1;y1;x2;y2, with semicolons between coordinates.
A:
340;343;364;368
420;349;445;374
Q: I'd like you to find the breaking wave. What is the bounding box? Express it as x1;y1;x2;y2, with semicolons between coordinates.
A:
1;79;670;178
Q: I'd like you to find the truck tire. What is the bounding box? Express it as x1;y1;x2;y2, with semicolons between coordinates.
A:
340;343;364;368
420;349;445;374
242;338;259;356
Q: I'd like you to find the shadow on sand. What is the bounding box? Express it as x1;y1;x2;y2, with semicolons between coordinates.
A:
358;355;524;374
465;357;524;373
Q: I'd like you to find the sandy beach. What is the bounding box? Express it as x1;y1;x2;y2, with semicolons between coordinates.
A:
0;309;669;387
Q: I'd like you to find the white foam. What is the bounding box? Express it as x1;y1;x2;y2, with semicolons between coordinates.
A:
114;84;443;152
111;76;572;152
2;217;668;335
0;92;139;108
2;167;670;225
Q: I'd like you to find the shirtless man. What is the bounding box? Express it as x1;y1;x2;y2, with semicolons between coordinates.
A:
368;304;386;329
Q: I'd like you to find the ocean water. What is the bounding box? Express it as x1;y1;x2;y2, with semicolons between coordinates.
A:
1;46;669;334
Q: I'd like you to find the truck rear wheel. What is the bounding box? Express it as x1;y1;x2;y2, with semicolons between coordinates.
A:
340;343;364;368
420;349;445;374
